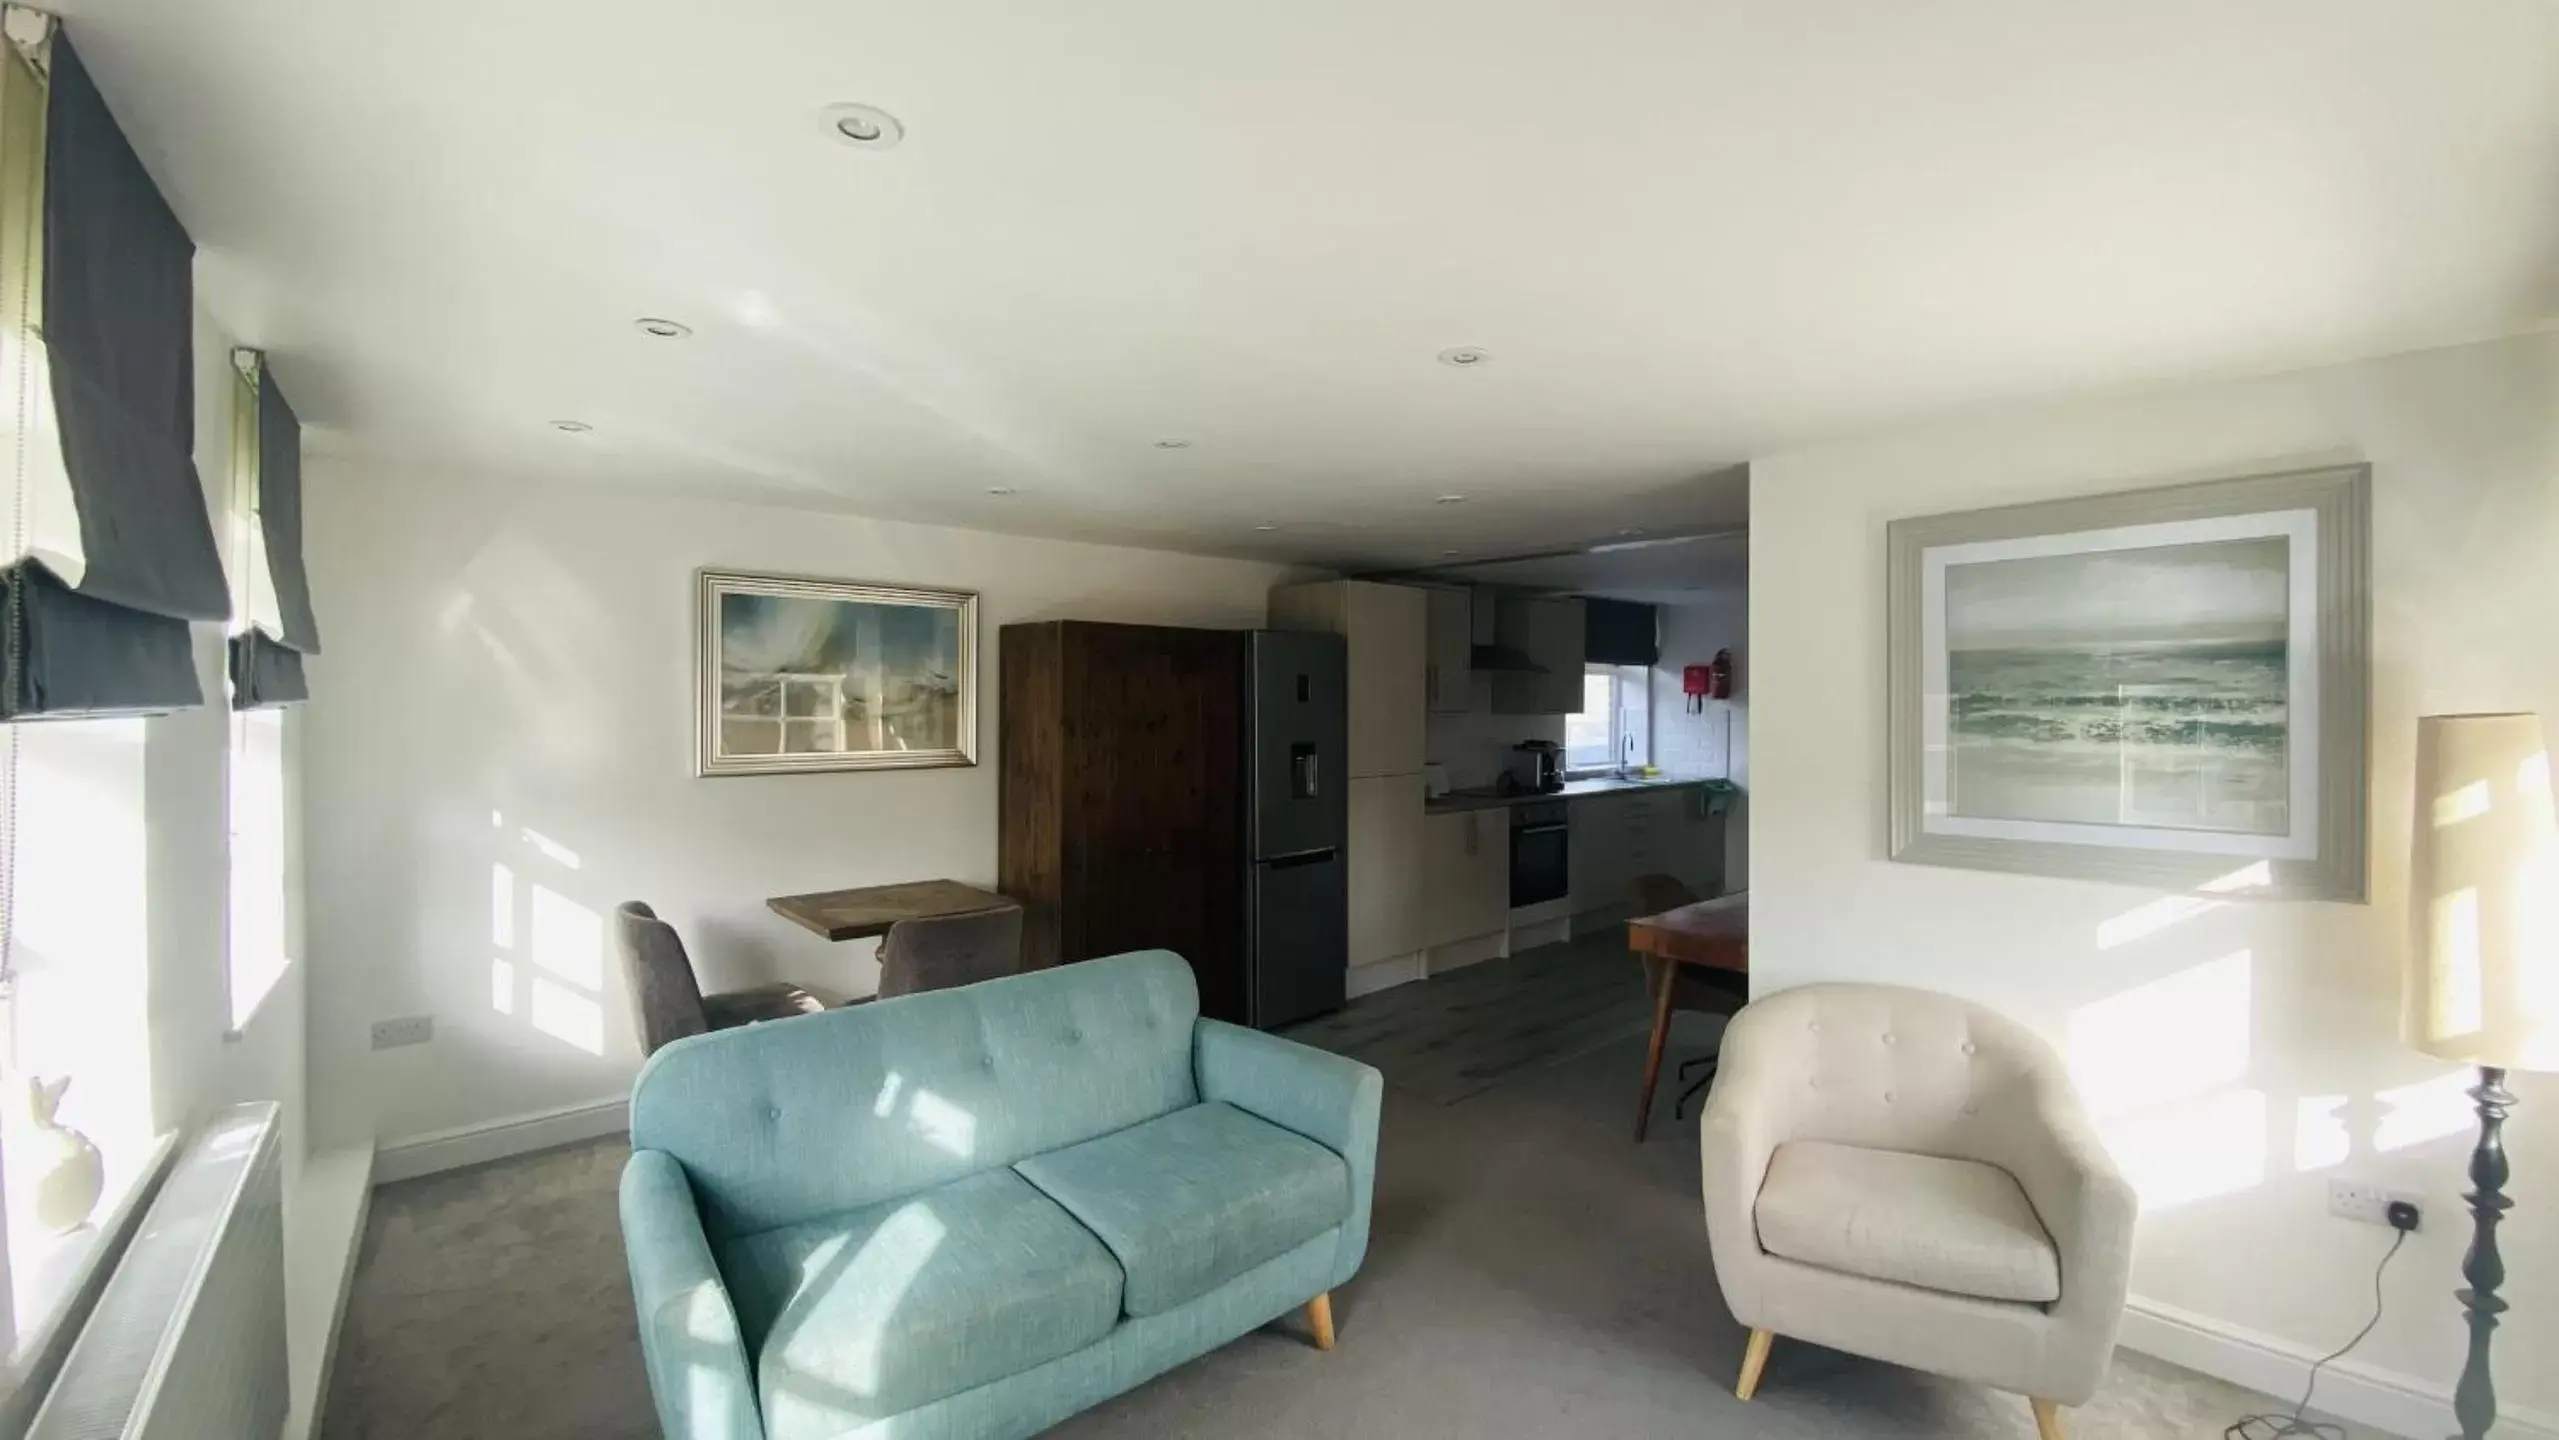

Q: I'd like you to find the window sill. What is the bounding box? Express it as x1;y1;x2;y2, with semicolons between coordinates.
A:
0;1129;179;1421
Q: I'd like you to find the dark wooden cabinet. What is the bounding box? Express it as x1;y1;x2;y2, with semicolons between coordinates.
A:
1000;622;1247;1021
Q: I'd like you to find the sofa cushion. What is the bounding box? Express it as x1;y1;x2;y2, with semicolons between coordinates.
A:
1754;1140;2060;1304
630;949;1204;1239
719;1168;1124;1428
1015;1102;1350;1317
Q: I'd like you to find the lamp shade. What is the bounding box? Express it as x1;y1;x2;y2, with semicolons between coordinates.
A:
2404;712;2559;1071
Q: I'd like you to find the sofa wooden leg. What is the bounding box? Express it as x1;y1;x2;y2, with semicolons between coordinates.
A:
2030;1398;2066;1440
1304;1292;1335;1351
1735;1328;1775;1401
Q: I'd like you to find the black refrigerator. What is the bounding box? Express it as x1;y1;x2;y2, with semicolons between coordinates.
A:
1244;630;1349;1029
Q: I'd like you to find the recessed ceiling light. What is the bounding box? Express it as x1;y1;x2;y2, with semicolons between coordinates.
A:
1618;527;1644;537
1153;439;1192;450
986;486;1017;496
1434;494;1467;505
823;103;905;151
1253;523;1279;532
1440;549;1460;558
1437;346;1490;368
549;419;592;433
634;317;692;339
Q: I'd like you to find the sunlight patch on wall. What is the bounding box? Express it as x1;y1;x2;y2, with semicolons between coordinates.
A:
2097;893;2221;950
2067;950;2252;1117
2293;1094;2350;1172
2374;1069;2477;1154
2104;1087;2269;1209
529;884;604;990
521;827;581;870
492;862;516;948
491;957;517;1016
530;975;604;1055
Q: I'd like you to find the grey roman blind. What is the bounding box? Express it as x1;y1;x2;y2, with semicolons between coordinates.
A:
1;30;228;718
227;357;317;708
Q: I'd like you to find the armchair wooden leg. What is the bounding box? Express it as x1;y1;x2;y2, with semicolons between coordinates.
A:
1735;1328;1775;1401
2030;1398;2065;1440
1304;1292;1335;1351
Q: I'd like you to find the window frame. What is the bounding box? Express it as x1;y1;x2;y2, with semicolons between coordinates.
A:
222;352;290;1034
1564;663;1652;778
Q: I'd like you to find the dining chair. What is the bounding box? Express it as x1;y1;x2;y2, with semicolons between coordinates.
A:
876;902;1027;998
613;901;825;1056
1628;873;1749;1122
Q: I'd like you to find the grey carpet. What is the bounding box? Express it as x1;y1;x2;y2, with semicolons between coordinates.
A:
322;981;2369;1439
1280;927;1661;1105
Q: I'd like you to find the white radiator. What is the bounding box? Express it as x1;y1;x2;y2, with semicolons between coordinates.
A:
27;1102;288;1440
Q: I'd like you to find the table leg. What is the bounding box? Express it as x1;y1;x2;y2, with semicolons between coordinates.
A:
1634;955;1677;1141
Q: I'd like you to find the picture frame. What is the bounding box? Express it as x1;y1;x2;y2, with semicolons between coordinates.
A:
693;568;979;777
1886;464;2369;901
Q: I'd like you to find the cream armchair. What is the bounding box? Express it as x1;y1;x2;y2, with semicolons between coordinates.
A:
1700;984;2136;1439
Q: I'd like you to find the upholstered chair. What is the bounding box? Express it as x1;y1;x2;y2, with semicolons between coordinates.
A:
875;902;1026;998
1700;984;2136;1439
612;902;824;1056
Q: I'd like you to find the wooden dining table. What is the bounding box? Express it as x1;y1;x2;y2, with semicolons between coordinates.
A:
766;878;1014;942
1625;892;1748;1141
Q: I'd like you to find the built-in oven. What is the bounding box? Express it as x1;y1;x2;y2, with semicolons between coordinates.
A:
1509;800;1570;908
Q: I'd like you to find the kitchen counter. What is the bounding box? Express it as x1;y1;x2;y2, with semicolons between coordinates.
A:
1423;775;1725;815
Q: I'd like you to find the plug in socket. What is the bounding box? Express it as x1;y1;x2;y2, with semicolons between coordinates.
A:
2328;1178;2422;1230
371;1014;434;1050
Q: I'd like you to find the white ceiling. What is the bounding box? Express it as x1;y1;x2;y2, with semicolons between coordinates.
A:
53;0;2559;569
1425;530;1748;603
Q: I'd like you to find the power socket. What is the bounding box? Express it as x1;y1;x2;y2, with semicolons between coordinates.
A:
371;1014;434;1050
2328;1178;2423;1231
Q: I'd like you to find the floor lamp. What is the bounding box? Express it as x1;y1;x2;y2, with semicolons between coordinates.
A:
2404;713;2558;1440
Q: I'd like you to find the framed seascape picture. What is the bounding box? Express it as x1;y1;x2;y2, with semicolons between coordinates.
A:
694;569;978;777
1887;464;2369;900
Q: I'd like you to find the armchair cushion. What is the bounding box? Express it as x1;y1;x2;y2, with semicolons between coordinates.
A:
1015;1101;1350;1317
1755;1141;2060;1304
723;1168;1123;1433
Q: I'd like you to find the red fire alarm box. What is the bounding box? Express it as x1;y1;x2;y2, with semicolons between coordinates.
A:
1681;651;1735;712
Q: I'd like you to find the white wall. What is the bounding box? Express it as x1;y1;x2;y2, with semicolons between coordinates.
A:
298;469;1289;1152
1651;594;1747;888
1423;705;1564;791
1750;330;2557;1425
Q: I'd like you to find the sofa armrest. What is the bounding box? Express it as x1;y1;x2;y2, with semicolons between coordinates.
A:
1697;1005;1796;1326
1194;1019;1385;1288
2005;1074;2140;1350
621;1149;765;1440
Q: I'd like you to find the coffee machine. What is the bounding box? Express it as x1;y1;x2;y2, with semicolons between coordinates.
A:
1506;739;1565;794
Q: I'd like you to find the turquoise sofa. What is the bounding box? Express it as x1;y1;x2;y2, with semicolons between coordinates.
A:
620;949;1384;1440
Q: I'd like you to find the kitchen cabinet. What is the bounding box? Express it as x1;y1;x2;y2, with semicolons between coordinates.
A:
1270;579;1427;778
1489;595;1587;715
1421;807;1509;948
1671;787;1729;897
1424;586;1473;715
1569;792;1633;913
1570;786;1707;914
1348;773;1428;967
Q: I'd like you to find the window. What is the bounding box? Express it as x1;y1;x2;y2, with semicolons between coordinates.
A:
1564;664;1651;774
225;356;290;1029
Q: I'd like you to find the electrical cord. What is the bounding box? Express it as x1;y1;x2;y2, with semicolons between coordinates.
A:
2224;1223;2410;1439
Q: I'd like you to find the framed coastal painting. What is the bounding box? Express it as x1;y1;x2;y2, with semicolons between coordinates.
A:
694;569;978;776
1887;464;2369;900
